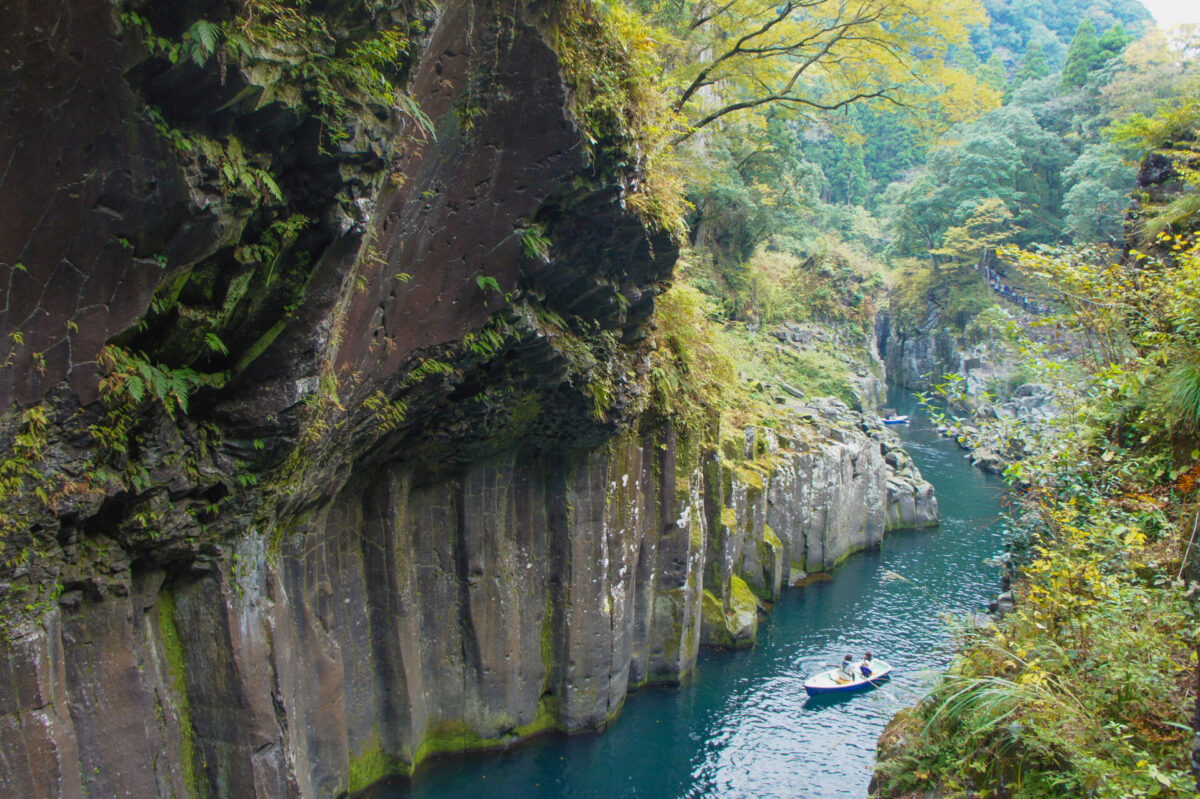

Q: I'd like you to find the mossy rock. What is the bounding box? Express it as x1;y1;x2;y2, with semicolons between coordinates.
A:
699;577;758;649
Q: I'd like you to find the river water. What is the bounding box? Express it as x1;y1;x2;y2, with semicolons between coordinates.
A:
373;390;1009;798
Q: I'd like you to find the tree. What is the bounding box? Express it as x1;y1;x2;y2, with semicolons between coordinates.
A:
1061;18;1101;88
932;197;1018;264
980;52;1008;94
883;171;956;263
1013;41;1050;87
687;114;819;270
1062;181;1127;241
649;0;997;143
1099;26;1200;120
972;0;1151;68
883;106;1072;258
1097;22;1132;57
801;123;868;205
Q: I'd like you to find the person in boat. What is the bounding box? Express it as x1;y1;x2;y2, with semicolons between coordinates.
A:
838;653;855;682
859;651;874;678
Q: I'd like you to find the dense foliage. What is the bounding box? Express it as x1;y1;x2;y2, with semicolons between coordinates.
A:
873;95;1200;795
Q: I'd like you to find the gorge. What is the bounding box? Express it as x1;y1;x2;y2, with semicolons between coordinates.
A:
6;0;1198;796
1;1;937;796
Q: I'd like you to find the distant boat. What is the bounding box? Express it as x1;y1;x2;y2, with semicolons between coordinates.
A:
804;660;893;695
882;415;909;425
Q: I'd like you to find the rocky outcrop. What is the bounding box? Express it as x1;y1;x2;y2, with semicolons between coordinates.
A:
768;320;887;412
876;309;1014;395
1;411;938;798
882;441;940;531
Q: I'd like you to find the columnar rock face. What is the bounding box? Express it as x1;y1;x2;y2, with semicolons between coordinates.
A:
877;311;965;391
0;1;940;797
1;416;936;797
876;310;1020;399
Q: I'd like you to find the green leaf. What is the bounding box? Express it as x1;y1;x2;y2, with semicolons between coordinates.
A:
258;171;283;203
476;275;501;294
204;332;228;356
190;20;220;60
126;375;145;404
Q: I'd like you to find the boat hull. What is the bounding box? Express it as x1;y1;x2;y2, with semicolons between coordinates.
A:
804;661;892;695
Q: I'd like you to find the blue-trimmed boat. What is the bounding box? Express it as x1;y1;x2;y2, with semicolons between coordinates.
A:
804;660;893;695
881;415;909;425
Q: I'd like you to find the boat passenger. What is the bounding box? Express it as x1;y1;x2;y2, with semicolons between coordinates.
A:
839;654;855;681
860;651;874;678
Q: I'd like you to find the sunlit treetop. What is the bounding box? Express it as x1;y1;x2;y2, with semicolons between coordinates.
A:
633;0;1001;143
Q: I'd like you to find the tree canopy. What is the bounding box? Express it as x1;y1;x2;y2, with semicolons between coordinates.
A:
641;0;998;142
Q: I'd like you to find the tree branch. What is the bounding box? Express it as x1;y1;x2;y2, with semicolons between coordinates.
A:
690;0;738;30
673;87;896;145
673;2;796;110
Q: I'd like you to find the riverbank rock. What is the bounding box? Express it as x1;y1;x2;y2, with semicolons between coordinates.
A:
701;577;759;648
971;447;1007;474
885;475;940;529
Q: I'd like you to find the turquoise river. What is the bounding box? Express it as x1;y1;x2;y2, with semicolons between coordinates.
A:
370;389;1009;798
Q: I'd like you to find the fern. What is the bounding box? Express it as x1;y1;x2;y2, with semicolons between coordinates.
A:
204;333;229;356
531;303;568;331
362;389;408;433
254;169;284;203
464;319;512;359
401;358;454;388
520;225;552;262
186;20;222;66
98;346;202;418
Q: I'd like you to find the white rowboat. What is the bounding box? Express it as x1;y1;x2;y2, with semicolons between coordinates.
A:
804;660;892;695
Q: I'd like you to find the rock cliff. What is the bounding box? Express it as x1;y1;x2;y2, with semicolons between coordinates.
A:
0;1;937;796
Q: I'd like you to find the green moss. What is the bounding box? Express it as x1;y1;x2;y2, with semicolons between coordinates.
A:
700;589;727;643
729;574;756;615
763;524;782;552
826;540;867;571
719;506;738;531
411;702;563;768
158;589;202;799
490;389;543;450
672;432;700;506
350;697;566;793
747;525;784;602
733;463;765;491
347;733;406;793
